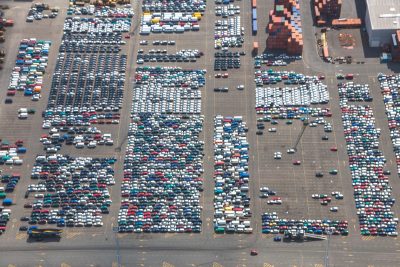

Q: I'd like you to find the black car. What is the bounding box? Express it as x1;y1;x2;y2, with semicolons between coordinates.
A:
19;226;28;231
4;98;12;104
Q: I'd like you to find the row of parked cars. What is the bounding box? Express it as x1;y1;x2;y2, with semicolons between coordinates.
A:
136;49;203;64
339;87;398;236
26;6;59;22
0;207;11;235
254;70;324;86
378;74;400;177
262;212;349;235
1;172;20;233
140;12;201;34
142;0;206;12
214;17;244;50
338;82;372;102
48;52;126;111
63;17;131;33
215;5;240;17
255;106;332;119
255;83;329;108
0;139;26;165
213;116;252;234
6;39;51;102
40;127;114;153
68;5;134;18
23;155;116;227
254;54;302;68
132;67;205;114
118;114;204;233
0;139;26;234
42;18;128;152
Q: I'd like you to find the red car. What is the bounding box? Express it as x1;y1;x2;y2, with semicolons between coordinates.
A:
7;90;16;96
250;249;258;256
293;160;301;165
330;146;338;151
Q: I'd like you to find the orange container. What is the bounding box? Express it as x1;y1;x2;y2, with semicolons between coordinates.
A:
252;0;257;8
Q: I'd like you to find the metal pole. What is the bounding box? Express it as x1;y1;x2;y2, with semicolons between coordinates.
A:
324;230;331;267
113;228;122;267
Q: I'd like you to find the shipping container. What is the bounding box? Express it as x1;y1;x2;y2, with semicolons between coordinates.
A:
331;18;361;28
252;8;257;20
252;19;257;34
253;41;259;55
323;46;329;58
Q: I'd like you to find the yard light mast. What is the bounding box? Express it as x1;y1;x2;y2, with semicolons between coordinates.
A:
292;116;309;152
324;230;332;267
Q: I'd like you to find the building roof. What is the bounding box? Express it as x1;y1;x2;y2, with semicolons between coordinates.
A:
367;0;400;30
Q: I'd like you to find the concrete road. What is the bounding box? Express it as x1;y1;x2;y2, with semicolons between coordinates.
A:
0;0;400;266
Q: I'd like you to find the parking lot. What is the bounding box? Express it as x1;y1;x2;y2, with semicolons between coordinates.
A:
2;0;400;266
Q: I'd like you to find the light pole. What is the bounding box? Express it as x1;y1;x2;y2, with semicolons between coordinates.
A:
113;227;122;267
324;230;332;267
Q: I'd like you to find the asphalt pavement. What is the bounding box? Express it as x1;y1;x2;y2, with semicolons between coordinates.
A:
1;0;400;266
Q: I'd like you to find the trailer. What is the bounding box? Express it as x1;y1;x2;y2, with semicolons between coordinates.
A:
28;227;62;239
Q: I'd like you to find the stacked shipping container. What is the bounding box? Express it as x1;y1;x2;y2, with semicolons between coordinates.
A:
314;0;341;26
391;30;400;62
266;0;303;55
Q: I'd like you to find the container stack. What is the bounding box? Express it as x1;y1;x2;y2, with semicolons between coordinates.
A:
391;30;400;62
314;0;342;26
266;0;303;55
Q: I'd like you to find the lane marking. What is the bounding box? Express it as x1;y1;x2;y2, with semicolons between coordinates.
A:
361;236;376;241
15;233;26;240
163;262;175;267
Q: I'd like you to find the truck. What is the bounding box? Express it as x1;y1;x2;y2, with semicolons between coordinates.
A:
28;226;62;240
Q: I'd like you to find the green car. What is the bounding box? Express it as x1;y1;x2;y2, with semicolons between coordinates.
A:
329;169;338;175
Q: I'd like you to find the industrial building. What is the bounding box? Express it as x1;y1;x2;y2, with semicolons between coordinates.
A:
365;0;400;47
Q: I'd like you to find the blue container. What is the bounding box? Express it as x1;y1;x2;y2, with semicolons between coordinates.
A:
252;20;257;34
252;8;257;20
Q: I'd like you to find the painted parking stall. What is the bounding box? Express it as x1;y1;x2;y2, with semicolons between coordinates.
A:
41;17;130;151
378;74;400;177
339;82;398;236
213;115;252;234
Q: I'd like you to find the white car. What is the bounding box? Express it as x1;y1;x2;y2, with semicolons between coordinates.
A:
273;152;282;159
268;128;277;132
287;148;295;154
32;94;41;101
237;85;244;90
88;141;97;148
330;207;339;212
